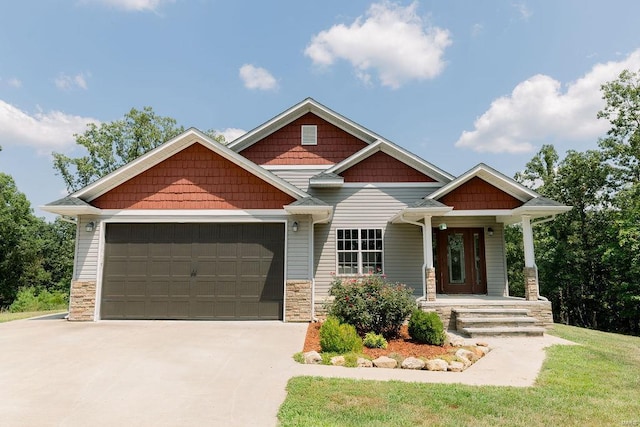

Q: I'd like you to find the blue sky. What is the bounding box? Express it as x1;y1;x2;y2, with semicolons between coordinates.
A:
1;0;640;221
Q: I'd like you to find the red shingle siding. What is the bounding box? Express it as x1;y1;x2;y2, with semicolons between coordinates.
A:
438;177;522;210
340;151;436;182
239;112;367;165
92;143;296;209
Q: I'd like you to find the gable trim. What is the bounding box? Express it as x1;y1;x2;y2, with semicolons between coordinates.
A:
71;128;310;203
428;163;538;202
325;140;453;184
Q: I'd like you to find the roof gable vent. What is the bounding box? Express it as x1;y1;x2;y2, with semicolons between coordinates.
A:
301;125;317;145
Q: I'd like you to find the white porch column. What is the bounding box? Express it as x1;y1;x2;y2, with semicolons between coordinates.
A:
521;215;539;300
423;215;437;301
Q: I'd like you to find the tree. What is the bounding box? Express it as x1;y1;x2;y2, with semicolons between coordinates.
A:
0;173;42;306
53;106;225;192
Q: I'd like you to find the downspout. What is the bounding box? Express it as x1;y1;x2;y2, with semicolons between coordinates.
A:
310;209;333;321
58;216;77;225
397;214;427;300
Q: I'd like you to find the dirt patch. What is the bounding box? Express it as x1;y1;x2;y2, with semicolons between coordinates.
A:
302;322;452;359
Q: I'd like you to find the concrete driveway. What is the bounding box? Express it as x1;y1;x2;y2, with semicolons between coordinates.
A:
0;315;307;427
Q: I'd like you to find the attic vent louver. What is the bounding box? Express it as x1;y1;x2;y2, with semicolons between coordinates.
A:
301;125;317;145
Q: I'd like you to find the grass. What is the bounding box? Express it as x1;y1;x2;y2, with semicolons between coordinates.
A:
0;309;67;323
278;324;640;426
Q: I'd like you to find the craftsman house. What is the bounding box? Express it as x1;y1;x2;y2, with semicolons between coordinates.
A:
43;98;570;335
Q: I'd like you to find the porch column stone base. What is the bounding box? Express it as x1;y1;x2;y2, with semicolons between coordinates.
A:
285;280;312;322
425;268;437;302
524;267;539;301
68;280;96;321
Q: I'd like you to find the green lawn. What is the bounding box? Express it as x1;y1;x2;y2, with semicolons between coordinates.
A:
278;324;640;426
0;309;67;323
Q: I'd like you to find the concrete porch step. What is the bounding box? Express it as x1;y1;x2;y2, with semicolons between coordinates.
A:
454;308;531;317
457;316;537;329
462;326;545;337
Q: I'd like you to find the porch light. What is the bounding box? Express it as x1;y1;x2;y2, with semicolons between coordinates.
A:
86;221;95;232
292;221;299;232
487;227;494;236
438;223;447;230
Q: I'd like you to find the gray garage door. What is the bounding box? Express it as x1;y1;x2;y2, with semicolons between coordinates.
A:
101;223;285;320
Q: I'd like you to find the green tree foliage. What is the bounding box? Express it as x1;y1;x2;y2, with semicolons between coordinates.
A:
53;106;225;192
507;69;640;335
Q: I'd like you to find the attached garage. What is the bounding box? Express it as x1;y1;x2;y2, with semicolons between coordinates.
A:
100;222;285;320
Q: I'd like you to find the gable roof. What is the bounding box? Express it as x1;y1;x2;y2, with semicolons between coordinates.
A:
42;128;318;215
321;140;453;184
228;98;385;153
428;163;538;202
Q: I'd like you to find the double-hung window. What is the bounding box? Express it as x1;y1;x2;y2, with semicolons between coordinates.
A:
336;228;383;275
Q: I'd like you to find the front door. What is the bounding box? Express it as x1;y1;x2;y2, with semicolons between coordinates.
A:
436;228;487;294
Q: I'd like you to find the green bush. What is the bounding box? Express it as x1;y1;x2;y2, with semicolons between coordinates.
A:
319;316;363;353
408;309;446;346
8;286;68;313
327;274;416;339
363;332;388;349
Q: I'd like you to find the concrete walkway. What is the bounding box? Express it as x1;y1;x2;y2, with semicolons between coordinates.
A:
294;333;576;387
0;316;575;427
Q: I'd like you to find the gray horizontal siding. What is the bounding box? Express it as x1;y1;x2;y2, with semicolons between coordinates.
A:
310;187;429;301
287;216;311;280
270;169;325;192
75;217;100;282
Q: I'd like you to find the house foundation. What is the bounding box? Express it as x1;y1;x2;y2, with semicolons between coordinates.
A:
68;281;96;321
285;280;312;322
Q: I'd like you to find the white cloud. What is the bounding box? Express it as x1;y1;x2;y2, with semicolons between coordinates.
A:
7;78;22;88
513;2;532;21
82;0;173;12
239;64;278;91
455;49;640;153
0;100;99;152
217;128;246;143
304;1;452;88
55;72;90;90
471;23;484;38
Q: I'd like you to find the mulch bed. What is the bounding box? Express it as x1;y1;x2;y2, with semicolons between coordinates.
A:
302;322;452;359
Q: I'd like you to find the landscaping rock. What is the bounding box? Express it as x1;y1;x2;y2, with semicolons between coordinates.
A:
357;357;373;368
456;348;479;366
372;356;398;369
425;359;448;371
401;357;425;370
446;332;465;347
477;345;490;355
448;361;465;372
330;356;345;366
303;351;322;364
476;341;489;347
470;346;486;359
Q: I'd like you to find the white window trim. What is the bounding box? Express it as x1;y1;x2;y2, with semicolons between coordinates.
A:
335;228;384;276
301;125;317;145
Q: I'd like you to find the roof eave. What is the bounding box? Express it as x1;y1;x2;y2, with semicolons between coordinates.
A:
39;205;101;216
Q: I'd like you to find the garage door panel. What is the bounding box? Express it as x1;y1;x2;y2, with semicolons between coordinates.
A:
102;223;284;320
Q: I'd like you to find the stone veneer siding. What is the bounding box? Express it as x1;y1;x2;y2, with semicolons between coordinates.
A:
419;299;554;331
524;267;539;301
68;281;96;321
285;280;312;322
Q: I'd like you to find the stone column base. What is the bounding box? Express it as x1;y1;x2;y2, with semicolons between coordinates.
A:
285;280;312;322
425;268;437;301
524;267;539;301
68;281;96;321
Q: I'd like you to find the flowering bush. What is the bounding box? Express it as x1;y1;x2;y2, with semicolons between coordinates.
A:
327;274;416;339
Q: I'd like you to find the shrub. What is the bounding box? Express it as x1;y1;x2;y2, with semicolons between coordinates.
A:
363;332;388;349
319;316;363;353
8;286;68;313
327;274;416;339
408;309;446;346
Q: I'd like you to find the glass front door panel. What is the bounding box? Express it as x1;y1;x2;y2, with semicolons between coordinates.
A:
447;233;465;284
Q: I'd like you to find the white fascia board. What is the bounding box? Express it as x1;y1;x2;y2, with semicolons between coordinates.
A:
443;209;514;217
39;205;101;216
324;140;383;175
72;128;309;202
262;164;333;170
511;205;573;216
99;209;289;221
428;164;537;201
389;206;453;223
284;205;333;223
